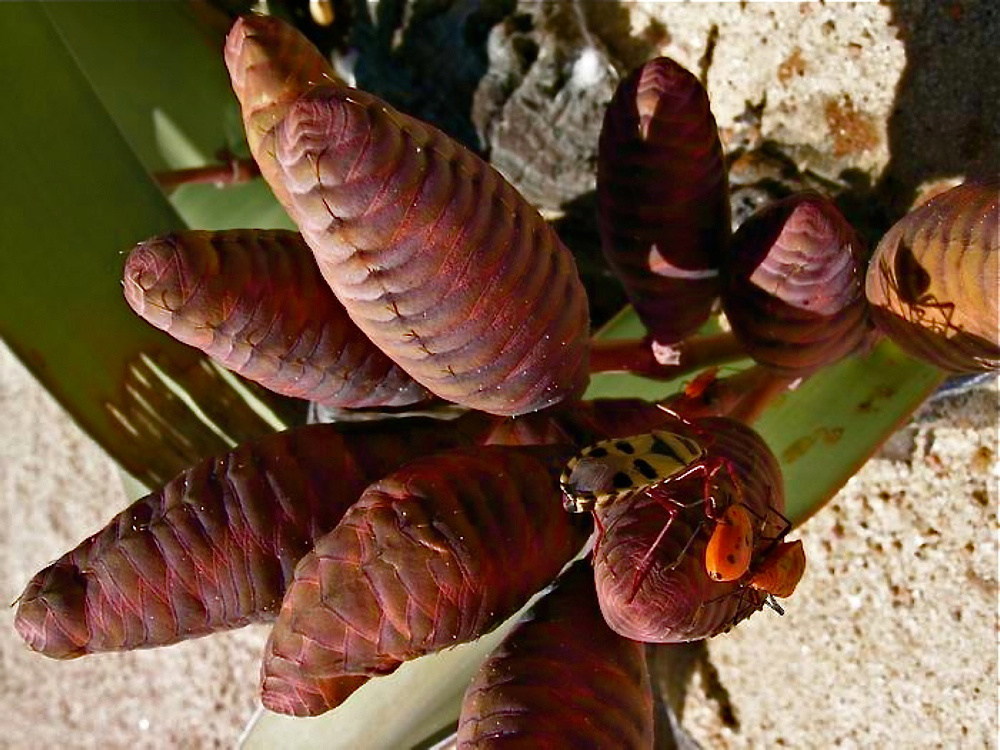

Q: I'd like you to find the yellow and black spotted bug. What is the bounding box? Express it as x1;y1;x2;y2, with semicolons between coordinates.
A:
559;431;706;513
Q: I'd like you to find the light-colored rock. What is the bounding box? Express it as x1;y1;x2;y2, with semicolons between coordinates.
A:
631;2;906;177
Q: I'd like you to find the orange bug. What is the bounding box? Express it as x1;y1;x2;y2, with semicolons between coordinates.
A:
714;536;806;630
704;502;754;582
698;495;805;632
747;539;806;598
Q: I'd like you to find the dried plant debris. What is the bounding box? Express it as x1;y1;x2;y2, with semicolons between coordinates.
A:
473;2;621;211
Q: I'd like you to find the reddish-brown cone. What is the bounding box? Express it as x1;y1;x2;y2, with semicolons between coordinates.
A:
865;177;999;372
15;419;468;659
457;560;654;749
594;417;787;642
457;560;653;750
267;81;590;416
261;446;588;715
598;57;730;344
722;192;870;376
123;229;432;408
226;15;590;415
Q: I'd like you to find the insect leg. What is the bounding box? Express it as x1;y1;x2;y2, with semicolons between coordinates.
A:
751;503;792;555
657;456;742;522
626;507;704;603
763;593;785;616
590;508;608;559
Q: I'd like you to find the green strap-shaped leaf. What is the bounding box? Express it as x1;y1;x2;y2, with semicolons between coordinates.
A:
752;340;943;525
41;3;237;173
0;4;289;488
242;597;532;750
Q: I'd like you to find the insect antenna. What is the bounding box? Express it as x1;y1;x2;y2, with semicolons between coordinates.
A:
750;504;793;556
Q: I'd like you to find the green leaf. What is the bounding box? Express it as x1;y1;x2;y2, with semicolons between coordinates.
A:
751;340;943;525
171;180;296;231
40;3;237;172
0;3;290;488
40;2;291;231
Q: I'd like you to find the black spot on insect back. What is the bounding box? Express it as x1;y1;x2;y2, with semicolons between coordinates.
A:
612;472;635;490
649;436;684;461
632;458;660;481
614;441;636;454
588;447;609;459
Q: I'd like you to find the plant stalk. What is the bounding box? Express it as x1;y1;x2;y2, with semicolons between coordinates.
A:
154;157;260;191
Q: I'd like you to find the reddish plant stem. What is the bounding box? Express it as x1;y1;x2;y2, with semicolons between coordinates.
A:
589;332;746;380
658;364;800;423
154;157;260;191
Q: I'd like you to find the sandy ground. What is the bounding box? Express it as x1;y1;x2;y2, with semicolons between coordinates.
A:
1;2;997;749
